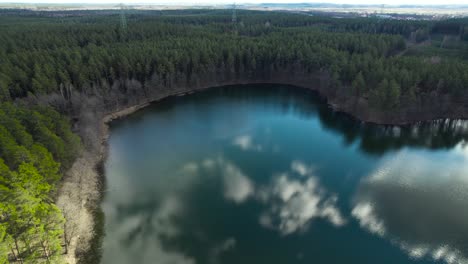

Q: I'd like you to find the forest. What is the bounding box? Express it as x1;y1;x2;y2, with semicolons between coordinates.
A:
0;10;467;111
0;8;468;263
0;103;80;263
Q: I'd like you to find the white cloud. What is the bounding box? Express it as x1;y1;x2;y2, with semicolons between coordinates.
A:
351;202;386;236
101;196;195;264
274;173;306;201
197;158;345;235
258;162;346;235
202;158;216;169
352;148;468;264
454;141;468;160
181;162;199;174
209;237;237;264
187;157;254;204
321;195;347;227
222;162;254;204
291;160;314;177
152;196;183;238
232;135;262;152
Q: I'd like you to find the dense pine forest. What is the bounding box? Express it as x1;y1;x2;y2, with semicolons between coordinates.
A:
0;8;468;263
1;10;468;112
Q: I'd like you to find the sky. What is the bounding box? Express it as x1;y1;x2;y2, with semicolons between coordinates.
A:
1;0;467;6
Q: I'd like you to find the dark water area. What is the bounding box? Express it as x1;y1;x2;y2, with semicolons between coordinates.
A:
101;84;468;264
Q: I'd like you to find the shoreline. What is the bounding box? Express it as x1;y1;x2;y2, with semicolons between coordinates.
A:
63;82;468;264
101;82;468;126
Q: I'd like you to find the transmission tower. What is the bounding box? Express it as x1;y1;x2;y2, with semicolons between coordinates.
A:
120;3;127;31
232;3;237;24
231;3;238;35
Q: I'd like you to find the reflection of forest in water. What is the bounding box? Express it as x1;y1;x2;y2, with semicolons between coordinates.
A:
144;84;468;155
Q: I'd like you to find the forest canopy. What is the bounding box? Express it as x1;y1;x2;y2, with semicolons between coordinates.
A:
0;102;80;263
0;9;467;111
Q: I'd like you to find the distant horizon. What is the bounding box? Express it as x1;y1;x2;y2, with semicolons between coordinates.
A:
1;1;468;7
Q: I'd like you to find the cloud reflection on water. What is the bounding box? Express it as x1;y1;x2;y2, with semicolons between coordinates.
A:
209;237;237;264
291;160;315;177
217;159;346;235
181;157;254;204
222;162;255;204
353;143;468;264
102;195;195;264
258;161;346;235
213;158;347;235
101;157;205;264
233;134;263;152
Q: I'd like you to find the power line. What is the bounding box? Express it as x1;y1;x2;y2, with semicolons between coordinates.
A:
232;3;237;34
232;3;237;24
120;3;127;31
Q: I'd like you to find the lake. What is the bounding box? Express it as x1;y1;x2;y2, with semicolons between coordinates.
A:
101;84;468;264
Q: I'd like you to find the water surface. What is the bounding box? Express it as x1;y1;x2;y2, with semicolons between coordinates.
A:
102;84;468;264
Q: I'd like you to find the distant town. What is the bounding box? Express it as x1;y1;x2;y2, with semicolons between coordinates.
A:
1;2;468;19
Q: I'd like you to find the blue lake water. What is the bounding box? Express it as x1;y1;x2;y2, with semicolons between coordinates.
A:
101;84;468;264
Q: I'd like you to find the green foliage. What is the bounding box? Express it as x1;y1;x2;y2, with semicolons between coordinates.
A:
463;26;468;41
0;223;8;264
30;144;60;185
370;78;401;109
352;72;366;96
387;79;401;108
0;10;466;115
0;77;10;102
0;103;80;263
413;28;429;43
